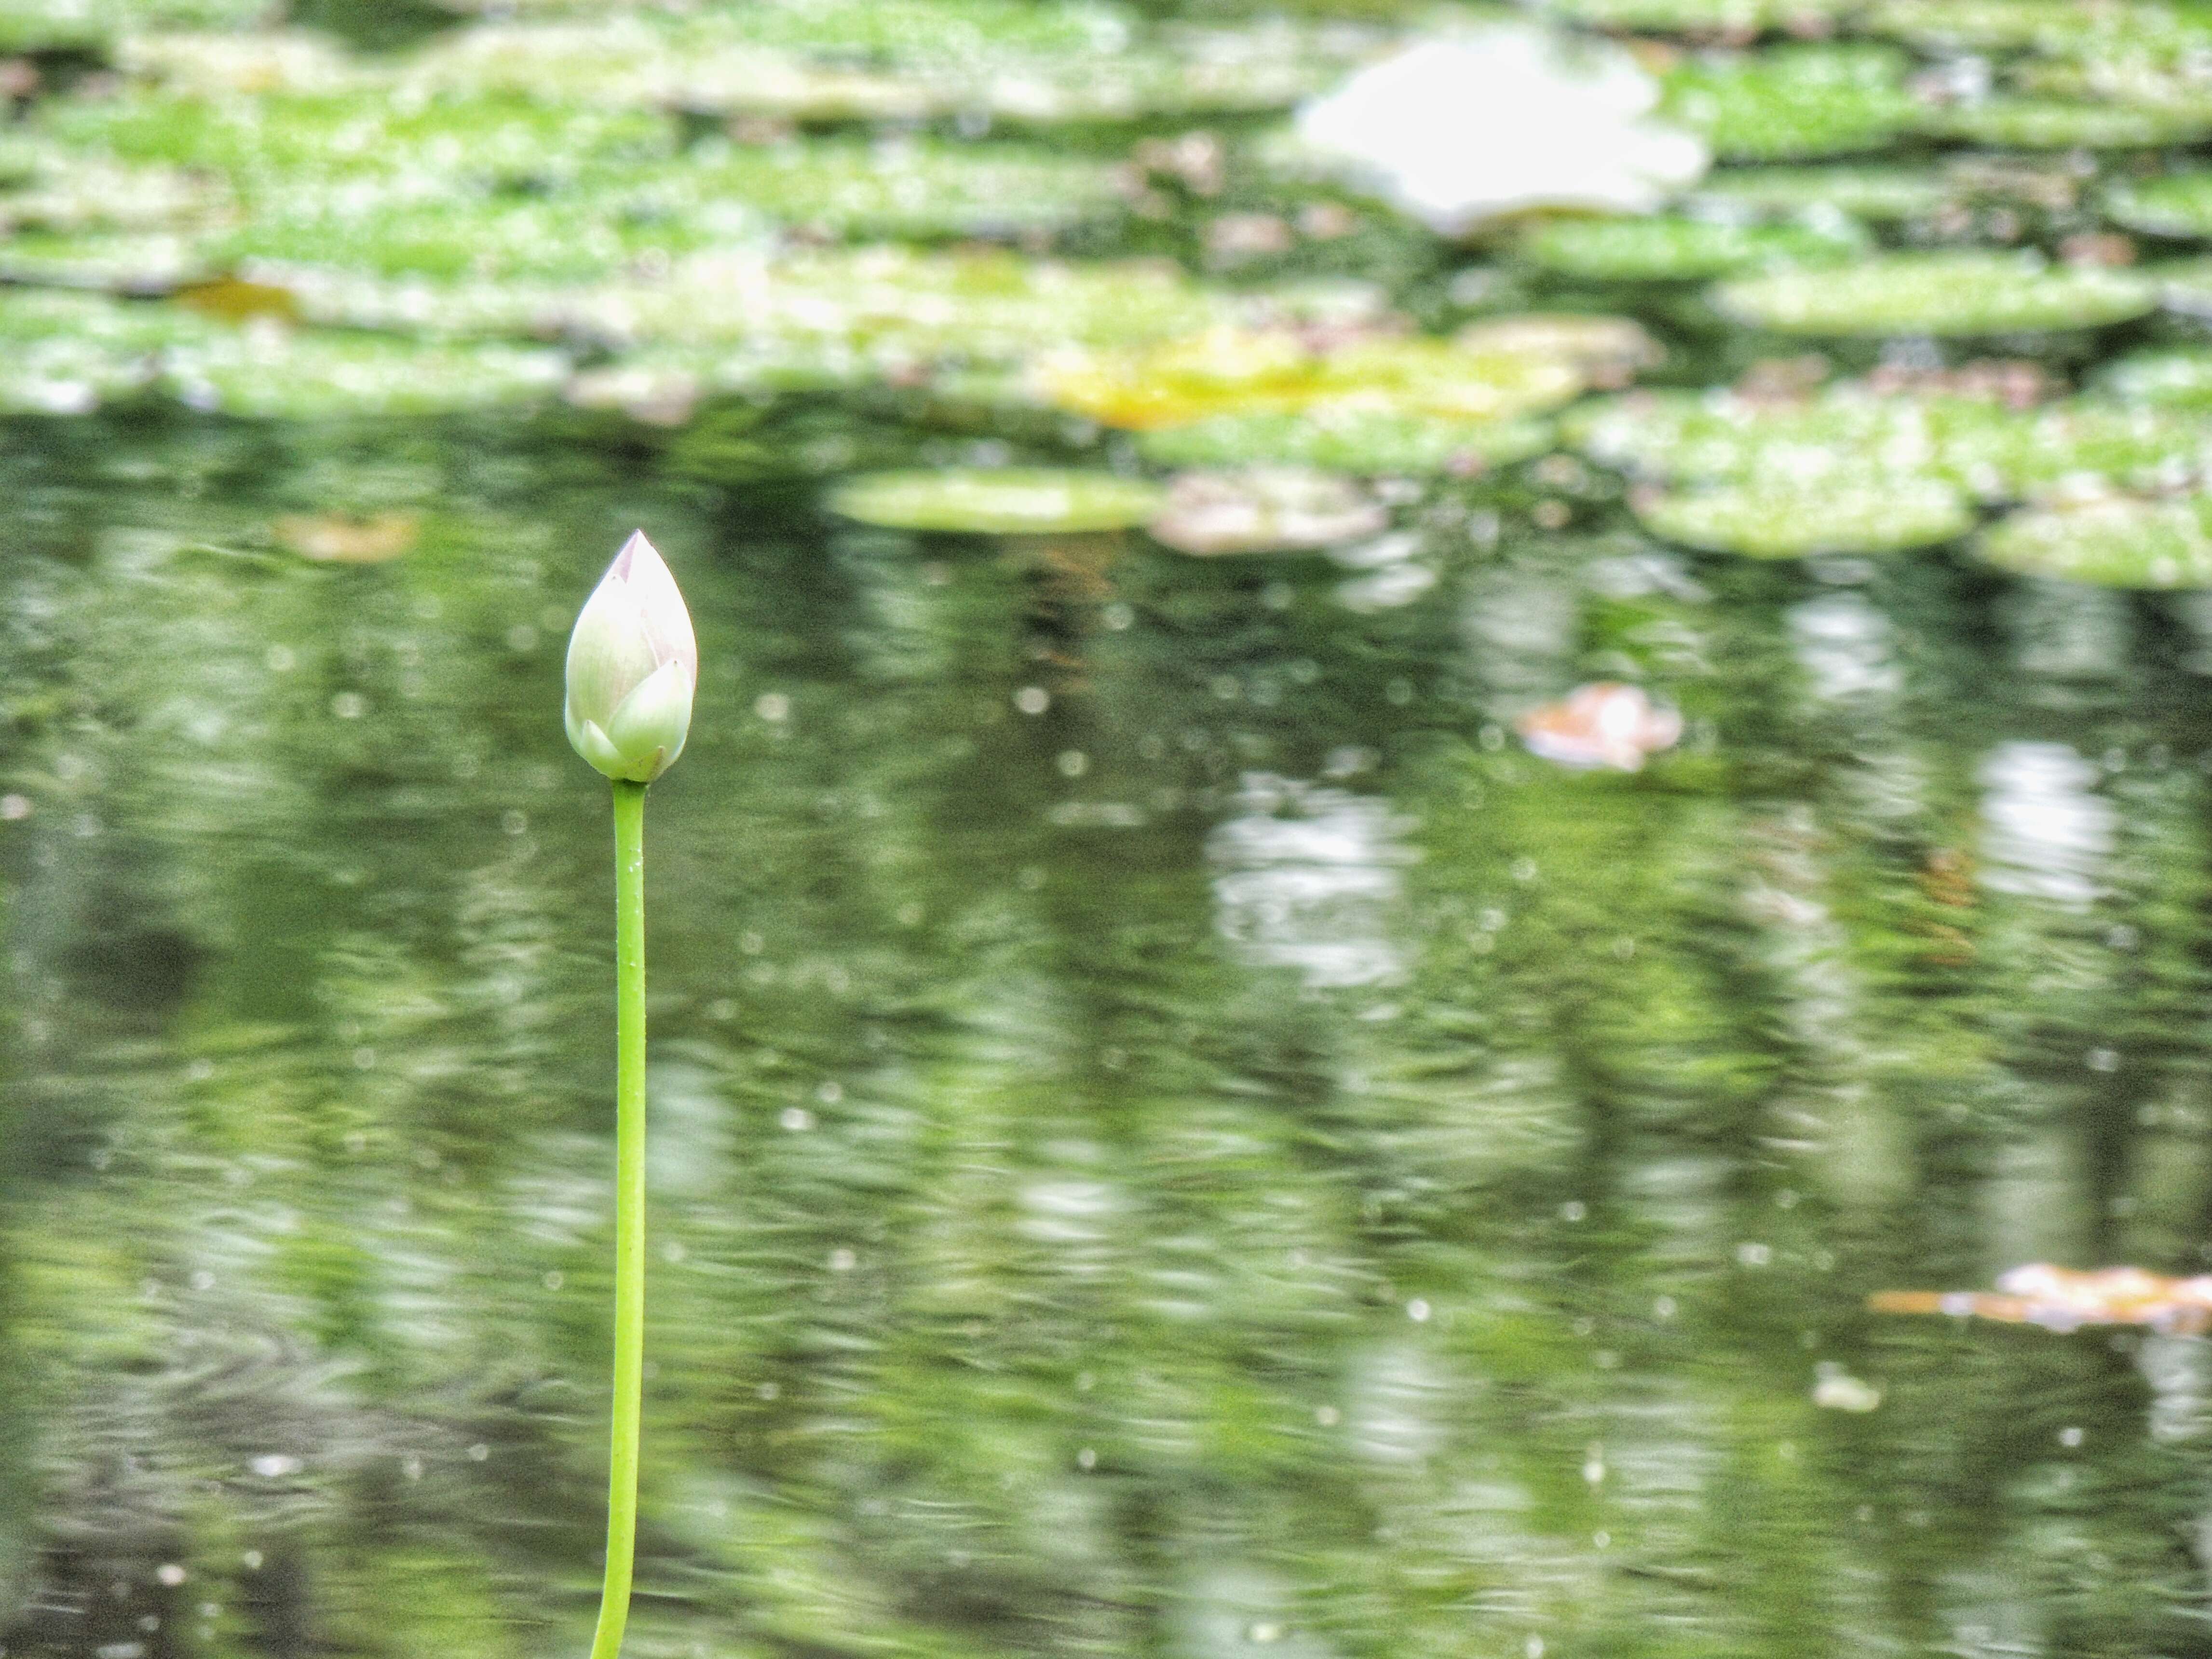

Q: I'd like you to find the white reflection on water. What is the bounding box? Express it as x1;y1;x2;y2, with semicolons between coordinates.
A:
1208;775;1415;988
1978;741;2114;907
1788;592;1901;701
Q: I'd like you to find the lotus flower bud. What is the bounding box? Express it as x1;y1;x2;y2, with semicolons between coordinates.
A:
565;530;697;783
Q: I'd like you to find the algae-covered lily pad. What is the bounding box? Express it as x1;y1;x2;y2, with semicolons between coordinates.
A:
674;139;1122;241
2094;347;2212;407
0;288;217;412
1542;0;1855;31
1515;212;1865;281
1636;476;1976;557
1917;97;2212;150
1664;45;1919;163
1688;164;1955;221
559;247;1236;366
1037;326;1587;431
1139;408;1554;474
828;468;1167;534
2106;173;2212;241
0;231;212;291
161;325;571;418
1148;467;1387;555
1977;494;2212;587
1711;251;2158;336
1864;0;2195;52
1572;382;2209;498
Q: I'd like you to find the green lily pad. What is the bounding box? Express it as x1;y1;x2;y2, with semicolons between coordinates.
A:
0;288;219;413
1572;383;2210;498
2106;172;2212;240
160;326;571;418
1514;213;1866;281
1687;164;1956;221
561;248;1236;367
115;28;362;96
1711;251;2158;335
670;139;1122;241
0;230;212;290
1664;45;1919;163
1636;475;1976;556
1917;97;2212;150
201;176;764;285
1138;409;1555;474
1863;0;2195;53
2093;347;2212;406
1542;0;1856;32
0;153;217;232
1977;494;2212;587
2145;255;2212;313
41;89;679;188
828;467;1167;533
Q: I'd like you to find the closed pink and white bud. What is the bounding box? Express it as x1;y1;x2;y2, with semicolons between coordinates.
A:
564;530;697;783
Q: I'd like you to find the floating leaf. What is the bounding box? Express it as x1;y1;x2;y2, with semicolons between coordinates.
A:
1863;0;2198;53
1687;164;1955;221
828;467;1167;533
1139;408;1554;474
115;28;361;95
1664;45;1918;162
0;288;216;412
271;510;421;562
1917;97;2212;149
2093;346;2212;407
2105;171;2212;240
1148;467;1387;555
1574;382;2209;497
160;324;570;418
1037;326;1587;431
1977;493;2212;587
666;139;1122;241
1711;251;2158;335
1636;475;1975;556
1540;0;1854;31
0;230;211;290
1515;212;1866;281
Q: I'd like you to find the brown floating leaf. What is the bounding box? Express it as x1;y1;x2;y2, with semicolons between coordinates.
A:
273;512;421;564
1870;1265;2212;1335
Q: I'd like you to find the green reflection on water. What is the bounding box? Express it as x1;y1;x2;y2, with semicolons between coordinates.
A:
5;415;2212;1658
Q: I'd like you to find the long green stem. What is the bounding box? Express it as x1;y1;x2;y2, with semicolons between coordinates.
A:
589;778;649;1659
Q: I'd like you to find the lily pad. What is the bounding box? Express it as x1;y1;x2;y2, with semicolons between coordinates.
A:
1636;476;1976;556
1138;409;1555;474
1572;383;2210;498
1664;45;1919;163
115;29;362;96
1977;494;2212;587
1863;0;2195;53
2105;172;2212;240
0;288;218;413
1687;164;1956;221
2094;347;2212;407
160;325;571;419
558;248;1235;368
669;139;1123;241
1710;251;2158;335
1148;467;1387;555
1036;326;1587;431
41;89;679;188
1542;0;1856;32
1514;212;1866;281
1917;98;2212;150
828;467;1167;534
0;231;212;291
